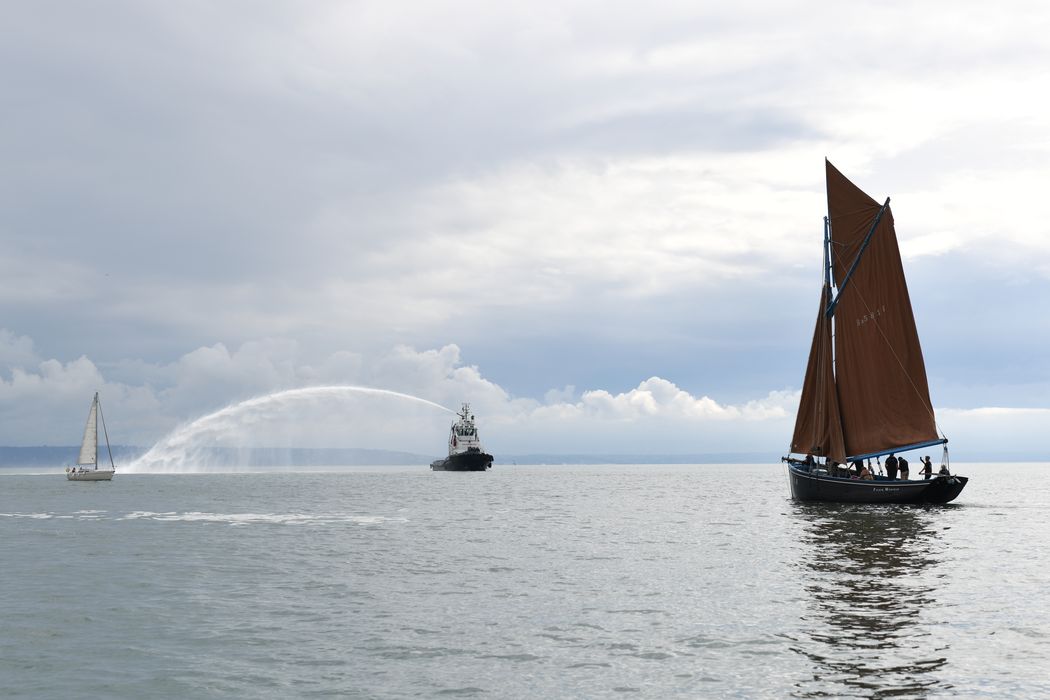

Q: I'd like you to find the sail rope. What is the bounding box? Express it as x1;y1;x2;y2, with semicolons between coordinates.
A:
818;216;844;460
797;220;836;459
97;396;116;469
813;288;832;456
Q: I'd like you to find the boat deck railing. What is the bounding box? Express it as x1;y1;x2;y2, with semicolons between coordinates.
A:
784;459;945;484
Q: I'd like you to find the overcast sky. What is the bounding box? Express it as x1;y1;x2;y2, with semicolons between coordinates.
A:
3;1;1049;459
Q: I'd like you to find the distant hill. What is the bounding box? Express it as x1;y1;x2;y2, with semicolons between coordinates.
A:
0;445;144;467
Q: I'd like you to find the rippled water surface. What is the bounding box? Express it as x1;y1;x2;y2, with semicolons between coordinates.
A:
2;463;1048;698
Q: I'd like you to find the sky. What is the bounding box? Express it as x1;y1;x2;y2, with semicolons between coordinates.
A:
3;0;1050;459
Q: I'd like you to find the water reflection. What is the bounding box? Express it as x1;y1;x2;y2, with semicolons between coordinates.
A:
787;503;951;698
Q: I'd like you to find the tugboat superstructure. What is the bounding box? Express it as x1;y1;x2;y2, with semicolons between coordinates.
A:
430;403;493;471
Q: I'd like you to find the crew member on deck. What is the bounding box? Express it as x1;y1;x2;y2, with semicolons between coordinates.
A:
885;453;899;480
898;455;910;480
921;456;934;480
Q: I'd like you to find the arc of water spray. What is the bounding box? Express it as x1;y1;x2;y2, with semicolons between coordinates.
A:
128;386;454;472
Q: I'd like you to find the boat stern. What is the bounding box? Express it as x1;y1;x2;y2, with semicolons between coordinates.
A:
922;474;968;504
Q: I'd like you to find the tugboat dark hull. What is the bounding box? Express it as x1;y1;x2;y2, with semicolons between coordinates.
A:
785;461;967;504
430;451;493;471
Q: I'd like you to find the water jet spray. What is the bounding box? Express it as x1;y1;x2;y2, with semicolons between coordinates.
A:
126;386;453;473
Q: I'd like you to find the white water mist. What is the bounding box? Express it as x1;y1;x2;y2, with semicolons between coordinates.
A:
126;386;453;473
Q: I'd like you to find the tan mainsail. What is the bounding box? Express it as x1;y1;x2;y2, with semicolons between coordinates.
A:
826;161;938;457
790;284;845;462
790;161;940;460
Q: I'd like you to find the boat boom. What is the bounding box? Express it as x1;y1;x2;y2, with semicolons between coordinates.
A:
847;437;948;462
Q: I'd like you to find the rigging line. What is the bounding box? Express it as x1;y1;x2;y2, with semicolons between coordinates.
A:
830;217;875;255
810;222;836;456
809;300;828;453
820;219;837;456
98;396;115;469
839;257;944;438
819;304;836;454
812;233;827;453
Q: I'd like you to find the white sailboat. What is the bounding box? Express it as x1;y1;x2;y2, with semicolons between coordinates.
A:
66;392;116;481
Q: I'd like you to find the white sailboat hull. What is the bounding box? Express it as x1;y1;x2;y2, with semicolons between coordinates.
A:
67;393;117;481
67;469;115;481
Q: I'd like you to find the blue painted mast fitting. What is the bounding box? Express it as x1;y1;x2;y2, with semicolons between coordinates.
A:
823;216;832;292
825;197;891;317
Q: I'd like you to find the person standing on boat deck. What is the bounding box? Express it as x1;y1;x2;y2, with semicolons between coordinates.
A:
939;463;951;476
921;456;934;480
885;453;899;480
898;455;910;480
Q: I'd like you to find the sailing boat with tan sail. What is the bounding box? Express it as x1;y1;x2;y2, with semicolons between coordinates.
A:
66;392;116;481
781;161;967;503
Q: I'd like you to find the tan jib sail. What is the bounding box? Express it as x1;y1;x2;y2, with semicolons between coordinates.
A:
77;393;99;466
824;161;939;457
790;283;846;462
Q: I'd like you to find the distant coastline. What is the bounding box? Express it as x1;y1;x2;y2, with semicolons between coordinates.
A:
0;445;143;467
2;445;1043;467
0;446;781;467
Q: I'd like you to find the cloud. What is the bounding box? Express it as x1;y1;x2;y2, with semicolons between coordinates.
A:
0;330;797;453
3;331;1050;461
0;331;38;371
3;0;1050;448
535;377;794;421
12;1;1042;351
0;350;165;446
936;406;1050;459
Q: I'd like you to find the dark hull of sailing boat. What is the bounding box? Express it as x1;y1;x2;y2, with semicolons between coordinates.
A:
430;450;493;471
785;461;968;504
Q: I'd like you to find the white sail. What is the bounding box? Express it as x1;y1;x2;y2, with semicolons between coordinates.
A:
77;394;98;466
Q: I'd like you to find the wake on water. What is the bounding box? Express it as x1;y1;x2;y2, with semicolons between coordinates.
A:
126;386;454;473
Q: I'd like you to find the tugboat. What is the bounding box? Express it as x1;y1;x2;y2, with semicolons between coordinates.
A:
430;403;493;471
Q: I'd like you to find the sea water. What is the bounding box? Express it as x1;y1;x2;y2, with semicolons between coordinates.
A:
1;463;1048;698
